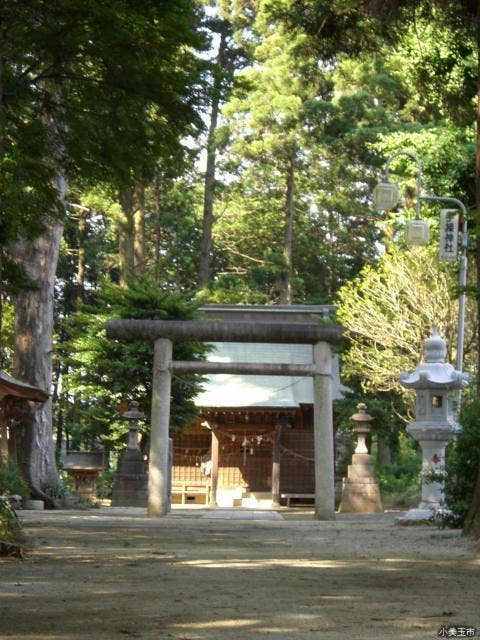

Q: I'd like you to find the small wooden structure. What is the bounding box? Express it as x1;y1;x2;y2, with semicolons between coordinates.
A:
63;451;105;498
0;371;48;464
172;406;317;508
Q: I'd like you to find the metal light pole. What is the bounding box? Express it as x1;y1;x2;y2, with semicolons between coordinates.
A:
419;194;468;378
372;153;469;410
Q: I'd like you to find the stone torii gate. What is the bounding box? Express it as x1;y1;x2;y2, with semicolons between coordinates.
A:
106;319;346;520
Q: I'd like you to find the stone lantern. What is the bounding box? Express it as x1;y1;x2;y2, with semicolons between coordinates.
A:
399;329;469;522
111;401;148;507
338;403;383;513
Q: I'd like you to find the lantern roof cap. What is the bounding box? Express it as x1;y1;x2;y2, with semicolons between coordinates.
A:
424;327;447;363
400;330;469;390
121;401;145;421
351;402;373;423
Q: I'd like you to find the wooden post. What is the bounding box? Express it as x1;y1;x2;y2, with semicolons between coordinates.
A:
313;341;335;520
0;407;8;464
148;338;173;517
210;429;219;507
272;425;281;507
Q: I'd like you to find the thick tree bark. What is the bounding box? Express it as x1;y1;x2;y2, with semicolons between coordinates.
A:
464;466;480;538
465;2;480;540
198;26;228;288
476;4;480;386
0;55;5;362
280;156;295;304
11;219;64;505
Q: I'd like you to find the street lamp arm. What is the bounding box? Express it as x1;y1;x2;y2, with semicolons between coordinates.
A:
384;151;423;181
419;194;467;218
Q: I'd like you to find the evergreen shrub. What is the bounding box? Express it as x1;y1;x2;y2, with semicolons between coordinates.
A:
376;432;421;507
444;393;480;525
0;457;30;502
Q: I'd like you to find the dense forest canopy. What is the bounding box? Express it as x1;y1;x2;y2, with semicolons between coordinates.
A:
1;0;480;534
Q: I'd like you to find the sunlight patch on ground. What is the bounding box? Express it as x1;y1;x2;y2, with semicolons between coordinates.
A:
179;558;349;569
173;618;260;629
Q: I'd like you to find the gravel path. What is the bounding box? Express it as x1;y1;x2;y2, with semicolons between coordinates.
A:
0;507;479;640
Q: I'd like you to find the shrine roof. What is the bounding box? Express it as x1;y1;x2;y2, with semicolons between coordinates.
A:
0;371;49;402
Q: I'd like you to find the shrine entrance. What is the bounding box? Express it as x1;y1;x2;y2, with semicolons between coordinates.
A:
106;317;345;520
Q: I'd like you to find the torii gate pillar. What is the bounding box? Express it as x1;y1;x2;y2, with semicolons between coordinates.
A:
313;341;335;519
148;338;173;517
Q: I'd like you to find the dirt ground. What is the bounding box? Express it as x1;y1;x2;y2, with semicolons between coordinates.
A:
1;506;479;640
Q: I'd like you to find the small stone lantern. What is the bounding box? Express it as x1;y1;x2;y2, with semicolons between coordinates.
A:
124;402;144;452
399;329;469;522
338;403;383;513
111;401;148;507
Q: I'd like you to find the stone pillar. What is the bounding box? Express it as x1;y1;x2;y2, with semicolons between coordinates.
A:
148;338;173;517
313;341;335;520
338;404;383;513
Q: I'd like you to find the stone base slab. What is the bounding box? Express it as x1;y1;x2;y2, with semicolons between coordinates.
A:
396;507;434;525
338;479;383;513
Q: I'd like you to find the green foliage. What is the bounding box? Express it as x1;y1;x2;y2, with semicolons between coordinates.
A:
376;432;422;507
373;127;475;208
0;500;24;555
0;0;208;294
96;469;116;500
334;390;408;442
0;458;30;502
336;245;458;396
444;392;480;524
63;277;207;451
0;300;15;371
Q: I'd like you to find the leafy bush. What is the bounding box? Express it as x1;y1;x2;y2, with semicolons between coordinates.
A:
376;432;421;507
0;457;30;502
444;393;480;525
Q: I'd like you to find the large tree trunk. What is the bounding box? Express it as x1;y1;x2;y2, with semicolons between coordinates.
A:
280;156;295;305
198;25;228;288
464;2;480;540
476;2;480;386
464;466;480;538
11;216;64;506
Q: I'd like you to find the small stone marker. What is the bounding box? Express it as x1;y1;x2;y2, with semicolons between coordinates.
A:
338;403;383;514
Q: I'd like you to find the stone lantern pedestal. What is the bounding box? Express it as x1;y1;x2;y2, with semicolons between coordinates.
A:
398;330;469;523
111;402;148;507
339;403;383;514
